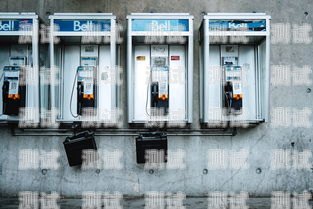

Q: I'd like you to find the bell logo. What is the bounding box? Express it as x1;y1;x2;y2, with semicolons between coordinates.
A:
0;20;15;31
150;20;186;32
151;20;171;32
73;20;99;32
228;22;248;29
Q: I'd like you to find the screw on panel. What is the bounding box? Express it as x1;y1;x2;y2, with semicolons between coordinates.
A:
306;88;311;93
41;169;48;175
96;169;101;174
149;169;154;174
304;12;309;16
256;168;262;174
203;169;208;175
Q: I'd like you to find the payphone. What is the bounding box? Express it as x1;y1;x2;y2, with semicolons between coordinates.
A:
76;66;96;116
221;45;243;115
0;13;39;123
199;13;271;126
49;13;118;124
2;57;26;116
70;45;98;118
127;13;194;124
150;45;169;115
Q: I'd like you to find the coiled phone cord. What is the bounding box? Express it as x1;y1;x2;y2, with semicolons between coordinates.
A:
70;70;79;118
145;70;152;117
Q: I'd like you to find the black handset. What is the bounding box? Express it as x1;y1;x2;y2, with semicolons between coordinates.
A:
77;81;83;116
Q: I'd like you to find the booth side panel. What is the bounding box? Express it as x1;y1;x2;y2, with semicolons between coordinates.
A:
133;45;150;121
0;46;10;115
238;45;257;121
169;45;186;121
62;45;80;120
99;45;113;120
258;40;267;121
207;45;222;122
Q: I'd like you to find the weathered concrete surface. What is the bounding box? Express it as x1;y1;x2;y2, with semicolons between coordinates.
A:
2;197;310;209
0;0;313;197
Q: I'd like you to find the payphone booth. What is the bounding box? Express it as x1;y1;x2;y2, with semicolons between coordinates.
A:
199;13;271;127
127;13;193;124
0;13;39;124
49;13;118;125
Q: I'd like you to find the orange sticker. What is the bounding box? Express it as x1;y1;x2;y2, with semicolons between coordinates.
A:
136;56;146;61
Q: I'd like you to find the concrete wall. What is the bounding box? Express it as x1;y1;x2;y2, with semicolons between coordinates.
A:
0;0;313;197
